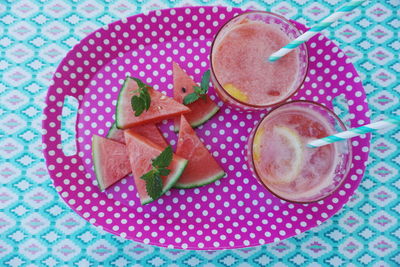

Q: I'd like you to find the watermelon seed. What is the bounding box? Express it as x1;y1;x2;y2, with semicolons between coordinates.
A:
182;87;186;93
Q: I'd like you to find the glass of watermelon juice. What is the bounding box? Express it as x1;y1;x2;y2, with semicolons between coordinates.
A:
247;101;352;203
210;11;308;110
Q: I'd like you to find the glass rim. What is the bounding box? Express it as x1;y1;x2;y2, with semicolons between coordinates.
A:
210;10;310;108
249;100;353;204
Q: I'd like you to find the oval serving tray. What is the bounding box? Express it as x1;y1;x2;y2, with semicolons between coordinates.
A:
42;6;370;250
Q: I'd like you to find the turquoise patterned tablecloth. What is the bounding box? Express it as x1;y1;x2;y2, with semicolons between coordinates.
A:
0;0;399;266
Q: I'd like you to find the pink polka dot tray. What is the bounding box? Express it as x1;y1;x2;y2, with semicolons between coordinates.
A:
42;6;370;250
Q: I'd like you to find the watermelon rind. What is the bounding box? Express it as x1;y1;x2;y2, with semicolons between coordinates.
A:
92;135;106;191
174;105;220;132
115;78;130;129
191;105;220;128
106;122;118;139
173;170;226;189
141;158;188;205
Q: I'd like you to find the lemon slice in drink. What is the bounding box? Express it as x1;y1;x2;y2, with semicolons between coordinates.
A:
253;128;264;162
269;126;303;184
223;83;248;102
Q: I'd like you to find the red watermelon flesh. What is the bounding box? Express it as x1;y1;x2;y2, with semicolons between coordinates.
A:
175;115;225;188
116;77;190;129
173;62;219;131
107;122;168;148
92;135;131;191
124;130;188;205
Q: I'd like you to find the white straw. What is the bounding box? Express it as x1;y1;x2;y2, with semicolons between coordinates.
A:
307;118;399;148
269;0;367;62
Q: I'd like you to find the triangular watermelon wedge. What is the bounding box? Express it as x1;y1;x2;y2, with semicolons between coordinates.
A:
92;135;131;191
124;130;188;205
173;62;219;131
116;77;190;129
175;115;225;188
97;123;168;191
107;122;168;148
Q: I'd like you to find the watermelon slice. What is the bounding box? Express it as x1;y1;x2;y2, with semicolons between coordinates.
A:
173;62;219;131
107;122;168;148
124;130;188;205
116;77;190;129
175;115;225;188
92;135;131;191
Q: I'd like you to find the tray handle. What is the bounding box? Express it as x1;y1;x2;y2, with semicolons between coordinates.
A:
42;86;83;169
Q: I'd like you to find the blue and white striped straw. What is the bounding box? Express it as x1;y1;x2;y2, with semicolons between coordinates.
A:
307;118;400;148
269;0;367;62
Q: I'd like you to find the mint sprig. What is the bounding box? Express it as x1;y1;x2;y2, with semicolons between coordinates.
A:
130;77;151;116
183;70;210;105
140;146;173;200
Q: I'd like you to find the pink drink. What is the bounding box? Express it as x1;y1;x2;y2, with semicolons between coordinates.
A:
213;21;298;105
249;101;351;203
211;12;308;109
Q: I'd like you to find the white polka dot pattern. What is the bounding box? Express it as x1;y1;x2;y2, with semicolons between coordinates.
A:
42;6;370;250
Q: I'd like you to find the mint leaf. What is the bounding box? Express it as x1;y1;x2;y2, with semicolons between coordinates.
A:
131;95;145;116
158;168;171;176
139;146;175;202
152;146;173;168
141;170;155;181
193;86;203;95
183;70;210;106
201;70;210;92
183;93;200;105
141;87;151;111
141;172;163;200
129;77;152;117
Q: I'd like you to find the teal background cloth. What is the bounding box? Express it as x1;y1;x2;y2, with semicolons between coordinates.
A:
0;0;399;266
